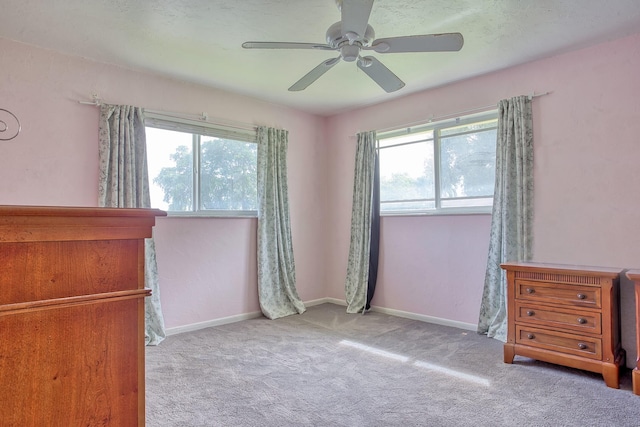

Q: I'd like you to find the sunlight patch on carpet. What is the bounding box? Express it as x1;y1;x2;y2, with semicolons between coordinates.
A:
414;360;491;386
338;339;491;387
339;339;410;362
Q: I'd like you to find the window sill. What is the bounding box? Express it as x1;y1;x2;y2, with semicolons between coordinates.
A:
163;211;258;219
381;207;492;217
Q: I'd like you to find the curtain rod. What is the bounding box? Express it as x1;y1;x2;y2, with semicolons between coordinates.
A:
77;95;257;132
374;91;551;134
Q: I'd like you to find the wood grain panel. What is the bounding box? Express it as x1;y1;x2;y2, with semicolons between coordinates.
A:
0;240;139;305
0;298;140;426
0;205;165;425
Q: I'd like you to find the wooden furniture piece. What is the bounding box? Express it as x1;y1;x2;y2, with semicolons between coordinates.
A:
502;262;625;388
625;269;640;395
0;205;165;426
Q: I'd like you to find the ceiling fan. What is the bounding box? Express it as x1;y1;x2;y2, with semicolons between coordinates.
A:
242;0;464;93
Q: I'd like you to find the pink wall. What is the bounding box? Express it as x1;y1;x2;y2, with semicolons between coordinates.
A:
0;38;328;329
375;215;491;325
3;31;640;361
325;32;640;363
153;218;259;326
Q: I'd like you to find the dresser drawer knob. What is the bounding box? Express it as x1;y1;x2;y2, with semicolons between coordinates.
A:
577;317;587;324
577;293;586;300
527;333;535;339
578;343;588;350
525;288;535;294
526;310;535;316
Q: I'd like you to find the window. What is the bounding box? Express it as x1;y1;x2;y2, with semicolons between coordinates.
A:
377;112;498;214
145;114;257;216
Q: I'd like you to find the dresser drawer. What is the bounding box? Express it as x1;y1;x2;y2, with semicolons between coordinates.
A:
515;280;601;308
515;302;601;334
516;325;602;360
0;240;140;304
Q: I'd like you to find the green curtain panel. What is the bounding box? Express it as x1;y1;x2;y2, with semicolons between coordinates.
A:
98;104;166;345
256;126;306;319
478;95;533;341
345;131;377;313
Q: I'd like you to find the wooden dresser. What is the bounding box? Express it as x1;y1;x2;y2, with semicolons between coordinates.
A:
0;205;165;426
501;262;625;388
625;269;640;395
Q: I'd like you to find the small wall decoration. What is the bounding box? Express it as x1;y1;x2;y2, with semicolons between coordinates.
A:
0;109;21;140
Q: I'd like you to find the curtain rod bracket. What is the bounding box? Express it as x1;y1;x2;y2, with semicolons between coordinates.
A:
78;93;102;106
528;91;550;101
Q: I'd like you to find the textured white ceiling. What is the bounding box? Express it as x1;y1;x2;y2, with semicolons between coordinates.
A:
2;0;640;116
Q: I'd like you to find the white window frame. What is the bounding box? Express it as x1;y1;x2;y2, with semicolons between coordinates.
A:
145;112;258;217
377;110;498;216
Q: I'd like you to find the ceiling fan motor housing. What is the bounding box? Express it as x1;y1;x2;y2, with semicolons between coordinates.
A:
326;22;375;61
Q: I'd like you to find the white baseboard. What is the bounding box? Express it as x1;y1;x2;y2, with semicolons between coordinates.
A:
369;305;478;332
306;297;346;307
166;297;477;336
165;298;336;335
165;310;263;336
310;297;477;331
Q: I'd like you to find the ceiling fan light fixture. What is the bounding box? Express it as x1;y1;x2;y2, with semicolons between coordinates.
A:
341;44;360;62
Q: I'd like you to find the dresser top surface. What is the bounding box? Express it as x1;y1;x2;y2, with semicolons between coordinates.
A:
500;261;623;277
0;205;165;242
626;269;640;280
0;205;166;218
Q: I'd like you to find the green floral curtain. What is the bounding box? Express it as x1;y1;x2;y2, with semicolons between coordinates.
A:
345;131;377;313
256;126;306;319
477;96;533;341
98;104;166;345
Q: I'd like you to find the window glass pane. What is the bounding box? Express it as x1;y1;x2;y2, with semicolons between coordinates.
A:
439;129;497;199
146;127;193;211
381;200;435;212
199;137;257;210
377;112;497;215
379;141;434;202
440;119;497;137
378;130;433;148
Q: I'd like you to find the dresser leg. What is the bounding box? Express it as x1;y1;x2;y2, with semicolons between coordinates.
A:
504;343;515;364
601;363;620;389
633;368;640;395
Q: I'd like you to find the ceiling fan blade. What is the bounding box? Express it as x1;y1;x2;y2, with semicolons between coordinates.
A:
368;33;464;53
340;0;374;40
357;56;405;93
289;57;341;91
242;42;333;50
